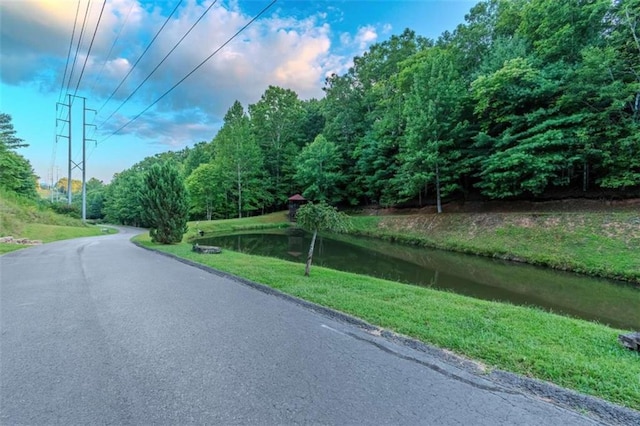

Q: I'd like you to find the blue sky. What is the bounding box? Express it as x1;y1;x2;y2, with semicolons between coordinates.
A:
1;0;477;184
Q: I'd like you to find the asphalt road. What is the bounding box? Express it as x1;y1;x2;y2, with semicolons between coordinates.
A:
0;227;633;425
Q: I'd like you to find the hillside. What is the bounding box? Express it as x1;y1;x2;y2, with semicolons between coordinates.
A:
0;191;107;254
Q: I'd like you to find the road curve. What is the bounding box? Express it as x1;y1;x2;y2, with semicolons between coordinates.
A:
0;227;631;424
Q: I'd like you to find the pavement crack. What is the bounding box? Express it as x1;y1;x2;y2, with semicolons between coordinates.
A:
345;330;519;395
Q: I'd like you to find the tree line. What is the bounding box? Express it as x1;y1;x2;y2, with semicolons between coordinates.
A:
103;0;639;224
4;0;638;226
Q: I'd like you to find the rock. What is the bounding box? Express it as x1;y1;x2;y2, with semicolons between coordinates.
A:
618;332;640;351
192;243;221;254
0;236;43;245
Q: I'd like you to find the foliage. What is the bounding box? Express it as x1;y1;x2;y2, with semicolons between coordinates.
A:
0;114;37;198
295;201;349;276
397;48;469;211
185;162;225;220
103;169;146;226
0;113;28;150
294;135;344;204
0;189;105;253
49;202;81;218
249;86;304;206
0;144;38;198
105;0;640;214
55;177;83;195
214;101;269;218
139;162;189;244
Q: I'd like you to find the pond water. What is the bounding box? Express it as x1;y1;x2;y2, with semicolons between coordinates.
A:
196;229;640;330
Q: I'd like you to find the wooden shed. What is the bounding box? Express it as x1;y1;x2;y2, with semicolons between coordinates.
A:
288;194;307;221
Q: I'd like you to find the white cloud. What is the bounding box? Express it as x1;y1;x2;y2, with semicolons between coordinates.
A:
354;25;378;50
1;0;374;148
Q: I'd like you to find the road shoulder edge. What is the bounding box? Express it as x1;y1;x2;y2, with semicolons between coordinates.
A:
132;239;640;425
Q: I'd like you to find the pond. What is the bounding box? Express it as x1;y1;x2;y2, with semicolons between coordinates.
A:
196;228;640;330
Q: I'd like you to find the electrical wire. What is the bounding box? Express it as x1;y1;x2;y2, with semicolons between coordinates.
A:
89;1;135;94
72;0;107;99
99;0;278;143
58;0;81;106
96;0;184;115
98;0;218;127
66;0;92;104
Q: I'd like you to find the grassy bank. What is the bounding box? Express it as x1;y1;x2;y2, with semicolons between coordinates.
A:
0;191;110;254
186;211;290;239
349;212;640;284
188;210;640;284
136;230;640;410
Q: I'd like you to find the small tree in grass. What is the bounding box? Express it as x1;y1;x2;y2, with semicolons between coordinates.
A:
295;201;349;276
139;162;189;244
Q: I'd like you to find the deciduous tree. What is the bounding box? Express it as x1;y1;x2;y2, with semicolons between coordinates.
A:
295;202;349;276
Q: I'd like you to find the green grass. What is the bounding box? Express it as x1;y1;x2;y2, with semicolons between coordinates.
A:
186;211;291;240
136;233;640;410
0;190;112;253
349;213;640;284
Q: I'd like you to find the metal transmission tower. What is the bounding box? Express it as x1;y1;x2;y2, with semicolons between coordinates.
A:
56;95;95;222
56;95;72;204
83;100;97;222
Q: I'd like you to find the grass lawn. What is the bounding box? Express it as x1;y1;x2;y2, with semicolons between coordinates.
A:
136;226;640;410
0;190;114;254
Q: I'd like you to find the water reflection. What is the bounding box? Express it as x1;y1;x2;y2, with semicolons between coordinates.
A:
197;229;640;330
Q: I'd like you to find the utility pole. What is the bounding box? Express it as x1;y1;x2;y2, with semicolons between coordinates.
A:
56;96;71;205
57;94;94;220
67;94;73;205
83;100;97;222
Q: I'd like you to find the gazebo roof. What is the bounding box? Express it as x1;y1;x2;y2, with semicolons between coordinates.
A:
288;194;306;201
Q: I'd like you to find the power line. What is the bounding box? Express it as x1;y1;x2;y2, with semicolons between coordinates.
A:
66;0;92;102
96;0;184;115
89;1;135;94
100;0;278;143
58;0;81;106
72;0;107;99
98;0;218;127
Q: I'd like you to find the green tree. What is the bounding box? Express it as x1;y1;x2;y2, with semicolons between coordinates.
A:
0;144;38;198
0;113;37;198
214;101;267;218
72;178;106;219
183;141;214;177
249;86;304;205
397;49;469;212
185;162;225;220
0;113;28;149
471;57;569;198
294;134;344;204
295;201;349;276
139;162;189;244
103;169;145;226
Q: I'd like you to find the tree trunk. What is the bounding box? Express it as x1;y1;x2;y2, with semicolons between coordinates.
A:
435;162;442;214
583;159;589;192
237;164;242;219
304;228;318;277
